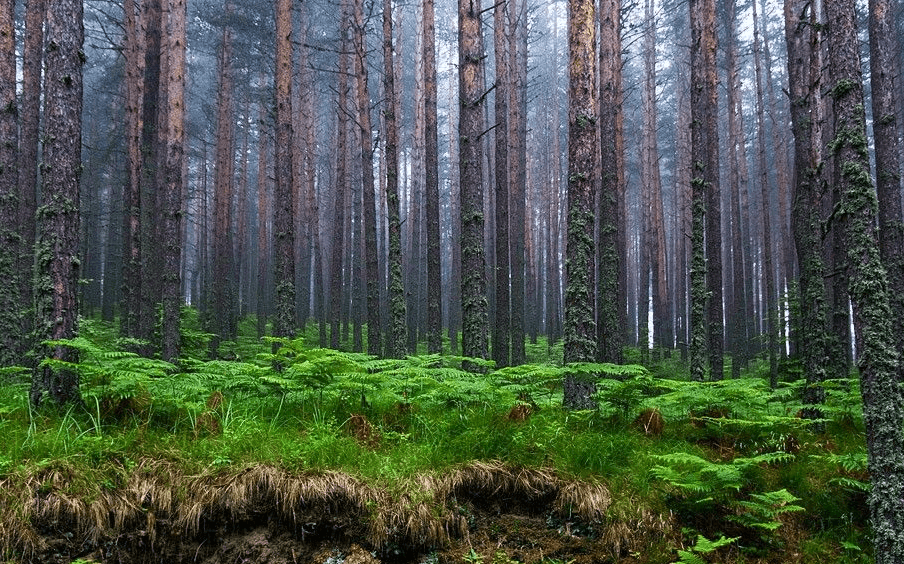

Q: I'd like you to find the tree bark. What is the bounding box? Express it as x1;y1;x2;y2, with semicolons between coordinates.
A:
120;0;144;340
459;0;489;365
689;0;718;381
0;0;21;366
211;9;237;352
18;0;44;352
492;0;510;368
753;0;777;387
161;0;187;361
564;0;598;407
31;0;83;406
824;0;904;559
382;0;407;358
272;0;297;345
422;0;442;355
508;0;527;366
330;0;351;350
868;0;904;380
784;0;827;415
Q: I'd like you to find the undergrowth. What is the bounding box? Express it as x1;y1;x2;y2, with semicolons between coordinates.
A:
0;315;873;563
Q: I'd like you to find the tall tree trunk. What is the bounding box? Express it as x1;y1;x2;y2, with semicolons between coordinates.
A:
0;0;21;365
161;0;187;361
273;0;296;343
139;0;163;352
423;0;442;355
330;1;351;350
492;0;510;368
121;0;144;340
18;0;44;352
256;98;271;339
31;0;83;406
824;0;904;559
689;0;718;381
868;0;904;379
785;0;827;415
723;0;750;378
458;0;489;365
352;0;381;356
564;0;598;407
383;0;407;358
211;10;237;352
508;0;527;366
753;0;778;387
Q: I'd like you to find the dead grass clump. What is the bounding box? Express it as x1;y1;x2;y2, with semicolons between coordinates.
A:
505;393;539;423
553;481;611;522
345;413;381;449
632;407;664;437
443;460;557;502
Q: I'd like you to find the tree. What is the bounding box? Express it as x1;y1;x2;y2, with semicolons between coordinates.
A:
508;0;527;366
458;0;489;364
273;0;296;343
784;0;827;415
354;0;381;356
31;0;84;406
382;0;407;358
563;0;598;407
138;0;164;352
0;0;20;366
120;0;144;341
492;0;510;368
823;0;904;559
423;0;442;355
210;5;238;351
868;0;904;379
330;0;351;350
161;0;187;361
752;0;777;387
723;0;752;378
18;0;44;350
689;0;718;381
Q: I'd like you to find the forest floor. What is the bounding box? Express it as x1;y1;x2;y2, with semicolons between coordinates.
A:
0;316;875;564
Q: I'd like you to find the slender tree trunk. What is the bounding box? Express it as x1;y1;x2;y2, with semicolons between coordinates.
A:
824;0;904;559
161;0;187;361
330;1;351;350
272;0;296;344
211;11;237;351
256;98;271;339
422;0;441;355
351;0;381;355
509;0;527;366
458;0;489;365
869;0;904;379
689;0;718;381
492;0;510;368
785;0;827;415
31;0;83;406
0;0;21;365
753;0;778;387
139;0;163;353
121;0;144;340
382;0;406;358
18;0;44;352
564;0;598;407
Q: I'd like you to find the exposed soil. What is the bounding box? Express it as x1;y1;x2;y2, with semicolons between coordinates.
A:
5;460;669;564
24;502;660;564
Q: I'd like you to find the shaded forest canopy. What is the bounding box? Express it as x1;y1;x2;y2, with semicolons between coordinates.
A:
2;0;904;560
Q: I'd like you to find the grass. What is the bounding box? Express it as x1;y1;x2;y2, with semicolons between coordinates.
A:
0;315;875;563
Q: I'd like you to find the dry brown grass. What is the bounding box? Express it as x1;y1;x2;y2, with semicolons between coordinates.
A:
0;458;668;560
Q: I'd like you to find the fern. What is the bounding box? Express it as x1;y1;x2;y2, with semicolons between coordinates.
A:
730;489;805;531
673;534;738;564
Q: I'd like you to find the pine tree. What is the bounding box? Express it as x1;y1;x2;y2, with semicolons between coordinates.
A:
31;0;84;406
